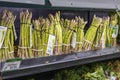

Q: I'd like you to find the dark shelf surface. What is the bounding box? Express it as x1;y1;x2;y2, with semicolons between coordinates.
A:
1;46;120;79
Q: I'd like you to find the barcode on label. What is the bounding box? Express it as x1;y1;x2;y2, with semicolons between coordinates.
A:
2;61;21;71
0;26;7;49
13;25;17;40
46;35;55;55
110;76;116;80
71;32;76;48
30;24;32;48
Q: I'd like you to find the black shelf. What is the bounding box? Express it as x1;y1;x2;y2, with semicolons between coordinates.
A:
1;46;120;79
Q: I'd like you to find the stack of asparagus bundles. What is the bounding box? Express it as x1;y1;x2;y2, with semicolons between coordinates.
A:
61;16;87;53
32;12;62;57
18;10;32;59
84;15;102;51
92;17;110;50
0;10;16;61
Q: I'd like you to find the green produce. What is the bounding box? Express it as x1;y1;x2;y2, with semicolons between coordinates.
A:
18;10;32;59
32;12;63;56
38;17;46;56
92;17;110;50
53;12;63;55
45;12;63;55
84;15;102;51
61;17;87;53
117;12;120;41
62;19;76;54
54;60;120;80
75;16;87;52
32;19;43;58
0;9;16;61
107;14;118;47
84;66;108;80
43;18;50;56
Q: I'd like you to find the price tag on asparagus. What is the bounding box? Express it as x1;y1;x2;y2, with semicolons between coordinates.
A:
112;25;118;38
30;24;33;48
46;34;55;55
110;76;117;80
71;32;76;48
2;58;21;71
0;26;7;48
13;25;18;40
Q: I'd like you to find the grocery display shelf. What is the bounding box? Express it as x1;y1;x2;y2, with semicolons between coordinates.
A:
0;0;119;10
50;0;118;10
0;0;45;5
1;46;120;79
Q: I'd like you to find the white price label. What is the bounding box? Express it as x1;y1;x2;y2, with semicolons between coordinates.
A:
110;76;116;80
46;35;55;55
112;25;118;38
30;24;32;48
71;32;76;48
2;61;21;71
101;32;105;49
13;25;17;40
0;26;7;49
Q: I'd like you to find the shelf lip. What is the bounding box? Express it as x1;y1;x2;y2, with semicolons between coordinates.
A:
0;0;45;5
50;0;116;10
1;46;120;79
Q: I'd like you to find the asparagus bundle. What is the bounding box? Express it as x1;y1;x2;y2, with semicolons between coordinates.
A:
107;14;118;47
46;12;62;55
62;19;76;54
39;18;50;56
75;17;87;52
0;10;16;61
92;17;110;50
84;15;102;51
32;20;43;58
18;10;32;59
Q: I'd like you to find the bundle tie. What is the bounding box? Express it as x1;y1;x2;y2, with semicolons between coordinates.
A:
85;39;92;44
2;47;8;49
76;42;83;44
9;51;14;54
18;46;31;49
20;23;31;25
62;44;71;46
32;49;43;52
